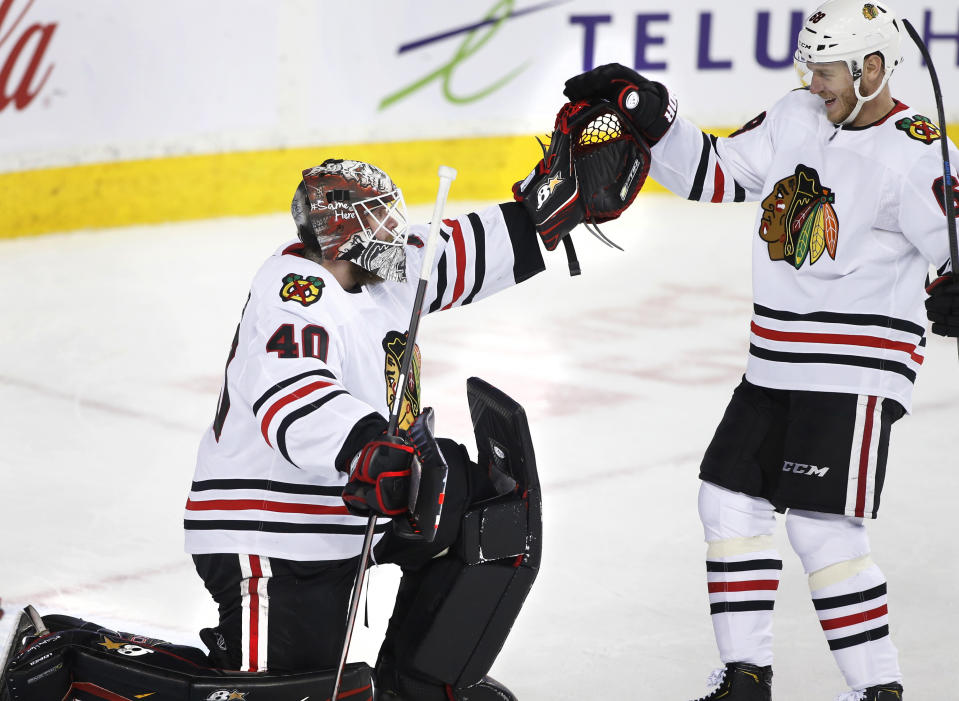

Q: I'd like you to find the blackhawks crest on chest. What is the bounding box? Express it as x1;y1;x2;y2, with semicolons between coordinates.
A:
759;164;838;269
279;273;324;306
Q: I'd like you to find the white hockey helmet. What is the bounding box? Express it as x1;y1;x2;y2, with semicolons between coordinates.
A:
794;0;903;124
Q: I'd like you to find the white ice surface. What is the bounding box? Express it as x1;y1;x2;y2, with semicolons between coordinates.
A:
1;196;956;698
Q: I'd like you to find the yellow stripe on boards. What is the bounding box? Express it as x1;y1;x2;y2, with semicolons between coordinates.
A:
4;124;955;239
0;135;543;239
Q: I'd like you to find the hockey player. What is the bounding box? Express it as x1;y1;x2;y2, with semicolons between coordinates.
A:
561;1;959;699
185;158;555;700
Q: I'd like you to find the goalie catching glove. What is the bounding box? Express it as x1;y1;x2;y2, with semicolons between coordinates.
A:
513;99;652;255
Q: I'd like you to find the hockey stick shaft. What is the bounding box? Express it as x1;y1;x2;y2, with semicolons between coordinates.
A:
330;165;457;700
902;19;959;357
387;166;457;434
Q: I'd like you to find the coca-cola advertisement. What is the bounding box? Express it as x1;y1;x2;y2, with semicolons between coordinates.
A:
0;0;56;113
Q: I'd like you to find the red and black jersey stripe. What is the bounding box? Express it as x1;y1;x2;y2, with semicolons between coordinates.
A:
184;519;390;535
191;478;343;496
252;369;337;415
689;133;747;203
461;211;487;306
750;304;926;383
273;390;347;467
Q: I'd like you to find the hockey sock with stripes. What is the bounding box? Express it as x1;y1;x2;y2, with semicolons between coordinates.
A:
810;561;901;689
706;541;782;667
698;481;780;667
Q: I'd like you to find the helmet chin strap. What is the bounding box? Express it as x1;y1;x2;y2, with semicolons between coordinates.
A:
839;65;892;126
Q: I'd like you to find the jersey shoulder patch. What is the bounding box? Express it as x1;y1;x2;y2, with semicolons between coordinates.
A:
279;272;325;306
894;113;942;145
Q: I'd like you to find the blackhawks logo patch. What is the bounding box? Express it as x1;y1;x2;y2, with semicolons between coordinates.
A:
280;273;324;306
759;164;838;269
896;114;941;144
383;330;421;430
862;3;880;20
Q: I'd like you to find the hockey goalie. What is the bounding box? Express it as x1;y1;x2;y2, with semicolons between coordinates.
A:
1;101;653;700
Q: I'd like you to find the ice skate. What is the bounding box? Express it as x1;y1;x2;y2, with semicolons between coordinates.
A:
691;662;772;701
836;682;903;701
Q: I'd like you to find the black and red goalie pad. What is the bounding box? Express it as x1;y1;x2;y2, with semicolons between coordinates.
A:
0;610;372;701
514;99;652;251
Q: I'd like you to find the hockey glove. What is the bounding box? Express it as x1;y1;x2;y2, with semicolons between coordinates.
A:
342;409;448;539
512;114;584;252
343;434;416;517
514;100;651;254
926;272;959;337
563;63;677;145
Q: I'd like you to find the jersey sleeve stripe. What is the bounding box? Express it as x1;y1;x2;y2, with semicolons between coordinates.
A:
688;132;712;201
750;321;924;364
259;380;333;447
502;202;545;283
428;229;453;312
252;369;337;415
275;389;348;466
734;180;746;202
711;163;726;203
441;219;468;310
461;212;487;305
687;133;748;203
186;498;349;516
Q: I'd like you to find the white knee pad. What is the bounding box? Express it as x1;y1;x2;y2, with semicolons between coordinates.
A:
785;509;872;584
698;481;776;551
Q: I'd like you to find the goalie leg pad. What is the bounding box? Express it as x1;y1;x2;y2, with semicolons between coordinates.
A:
0;610;373;701
376;379;542;697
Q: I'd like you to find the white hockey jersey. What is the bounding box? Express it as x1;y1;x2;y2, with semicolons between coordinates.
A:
185;203;544;561
650;88;958;412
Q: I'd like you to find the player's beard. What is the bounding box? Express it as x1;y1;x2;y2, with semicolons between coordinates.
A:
353;263;384;287
339;235;407;283
824;86;858;124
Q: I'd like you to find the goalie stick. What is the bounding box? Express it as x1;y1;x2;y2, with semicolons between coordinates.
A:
330;165;457;700
902;18;959;358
